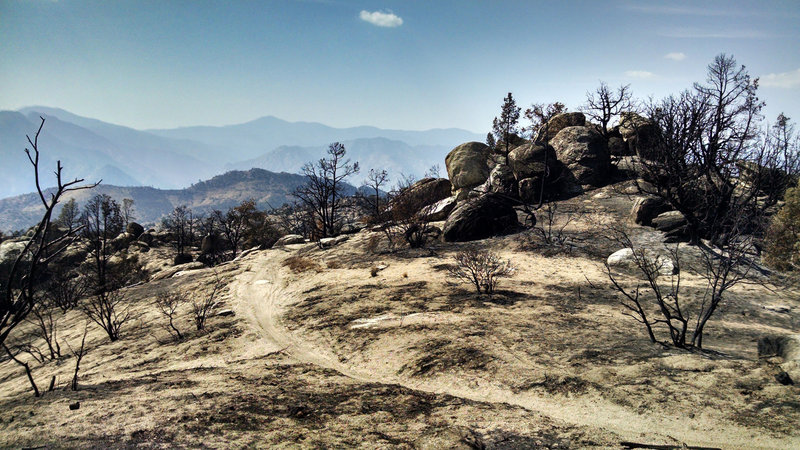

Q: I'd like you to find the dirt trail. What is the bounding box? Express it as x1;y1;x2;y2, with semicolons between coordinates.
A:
232;252;798;449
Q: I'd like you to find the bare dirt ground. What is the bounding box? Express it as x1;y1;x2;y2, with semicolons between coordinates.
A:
1;185;799;448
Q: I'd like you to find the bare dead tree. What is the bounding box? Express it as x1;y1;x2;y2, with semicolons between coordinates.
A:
362;168;389;223
28;298;61;360
2;342;40;397
46;271;87;312
121;198;136;229
448;247;515;294
582;82;634;137
66;324;89;391
638;54;766;244
531;201;581;251
155;291;186;340
162;205;194;263
293;143;359;239
0;117;98;348
605;229;685;346
82;289;130;342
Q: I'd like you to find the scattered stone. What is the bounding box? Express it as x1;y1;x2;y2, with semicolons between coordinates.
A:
137;232;154;246
173;253;193;265
340;223;367;234
423;196;457;221
201;234;220;255
151;262;206;281
319;235;349;248
618;112;663;160
216;309;235;317
762;304;791;314
775;371;794;385
652;211;687;233
398;177;453;209
631;196;670;226
273;234;306;247
69;402;80;410
442;194;519;242
126;222;145;238
606;248;678;276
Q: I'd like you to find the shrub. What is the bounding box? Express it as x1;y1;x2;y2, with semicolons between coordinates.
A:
765;182;800;271
448;247;515;294
155;291;187;340
282;256;322;273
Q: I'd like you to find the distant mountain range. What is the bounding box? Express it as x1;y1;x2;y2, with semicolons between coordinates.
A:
1;106;481;200
0;168;326;232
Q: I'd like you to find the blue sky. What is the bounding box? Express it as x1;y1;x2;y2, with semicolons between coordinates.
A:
1;0;798;133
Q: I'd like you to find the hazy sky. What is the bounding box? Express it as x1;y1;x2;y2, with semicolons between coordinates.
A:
1;0;799;133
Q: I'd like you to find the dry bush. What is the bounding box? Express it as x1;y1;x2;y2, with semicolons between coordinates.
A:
82;289;130;342
192;275;222;331
282;256;322;273
155;291;187;340
448;247;515;295
365;234;382;254
326;260;342;269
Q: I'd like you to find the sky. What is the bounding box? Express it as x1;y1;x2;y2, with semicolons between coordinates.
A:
1;0;799;133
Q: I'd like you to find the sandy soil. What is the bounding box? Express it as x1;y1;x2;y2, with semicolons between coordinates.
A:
1;186;799;448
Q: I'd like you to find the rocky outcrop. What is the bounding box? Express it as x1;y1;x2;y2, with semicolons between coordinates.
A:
423;196;457;222
652;211;687;232
273;234;306;247
485;164;516;196
551;126;610;187
618;112;662;160
126;222;145;239
508;143;561;202
631;196;671;226
398;178;453;210
0;239;28;267
445;142;491;201
201;234;220;254
535;112;586;143
442;194;519;242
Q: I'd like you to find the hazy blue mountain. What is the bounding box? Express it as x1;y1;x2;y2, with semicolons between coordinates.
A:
228;137;450;185
1;111;141;198
149;115;481;162
19;106;226;164
0;168;320;232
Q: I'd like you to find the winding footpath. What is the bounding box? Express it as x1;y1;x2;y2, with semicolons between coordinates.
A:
231;252;798;449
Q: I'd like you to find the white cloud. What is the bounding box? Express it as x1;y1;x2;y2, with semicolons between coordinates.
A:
359;10;403;28
761;68;800;89
625;70;655;79
664;52;686;61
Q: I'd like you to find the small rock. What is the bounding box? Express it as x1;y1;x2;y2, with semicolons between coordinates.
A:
775;371;794;385
273;234;306;247
216;309;234;317
69;402;80;410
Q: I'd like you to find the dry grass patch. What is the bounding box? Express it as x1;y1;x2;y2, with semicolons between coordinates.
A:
282;255;322;273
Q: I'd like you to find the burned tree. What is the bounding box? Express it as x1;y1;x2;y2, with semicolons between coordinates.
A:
581;82;633;137
293;143;359;239
1;117;97;348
